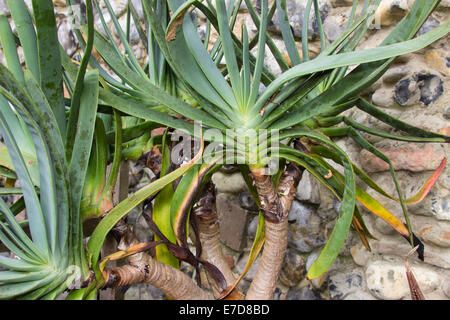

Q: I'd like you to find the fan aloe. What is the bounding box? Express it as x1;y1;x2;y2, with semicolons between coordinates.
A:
0;0;100;298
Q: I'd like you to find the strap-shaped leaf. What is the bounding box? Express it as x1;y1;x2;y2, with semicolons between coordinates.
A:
0;106;49;257
171;160;221;247
6;0;39;80
356;99;450;142
87;135;204;278
0;255;44;272
0;15;25;83
276;0;301;66
215;0;242;106
321;160;424;260
31;0;66;136
279;129;356;279
247;0;269;109
153;135;179;269
302;0;314;62
97;88;196;136
181;9;239;110
0;270;52;284
87;28;230;129
0;219;42;263
65;0;94;162
0;273;58;300
311;145;446;206
22;71;70;252
244;0;289;73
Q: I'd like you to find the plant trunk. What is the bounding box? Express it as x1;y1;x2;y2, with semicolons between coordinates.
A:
194;183;237;298
246;163;303;300
103;231;213;300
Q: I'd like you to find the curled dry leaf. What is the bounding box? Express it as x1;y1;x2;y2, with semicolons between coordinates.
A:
405;246;425;300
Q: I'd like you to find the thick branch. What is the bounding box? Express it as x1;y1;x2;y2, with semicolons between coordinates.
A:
103;230;213;300
194;183;237;298
246;163;303;300
250;166;283;223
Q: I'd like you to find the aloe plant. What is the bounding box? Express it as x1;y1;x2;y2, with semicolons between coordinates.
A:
0;0;449;300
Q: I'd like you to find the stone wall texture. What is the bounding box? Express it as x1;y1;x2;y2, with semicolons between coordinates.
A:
0;0;448;300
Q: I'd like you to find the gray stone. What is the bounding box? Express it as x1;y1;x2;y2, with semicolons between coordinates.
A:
57;16;79;56
350;243;373;267
219;165;239;174
141;284;167;300
306;249;320;271
128;161;145;189
382;65;411;84
333;197;341;215
124;285;140;300
286;285;324;300
135;167;156;190
216;193;249;251
250;39;285;76
394;77;421;106
328;269;366;300
394;73;444;107
132;44;145;61
330;0;354;7
374;217;397;235
365;260;441;300
130;0;144;20
371;236;450;270
117;14;140;45
247;214;260;240
235;251;261;281
372;88;397;108
295;171;321;205
238;192;259;212
141;284;166;300
237;279;251;294
412;218;450;248
280;249;306;287
411;191;450;221
314;183;341;222
94;12;112;38
416;73;444;106
212;171;248;194
287;201;326;253
132;213;153;243
273;287;282;300
267;0;330;41
109;0;128;17
418;15;441;36
323;15;346;42
377;0;410;27
124;283;166;300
